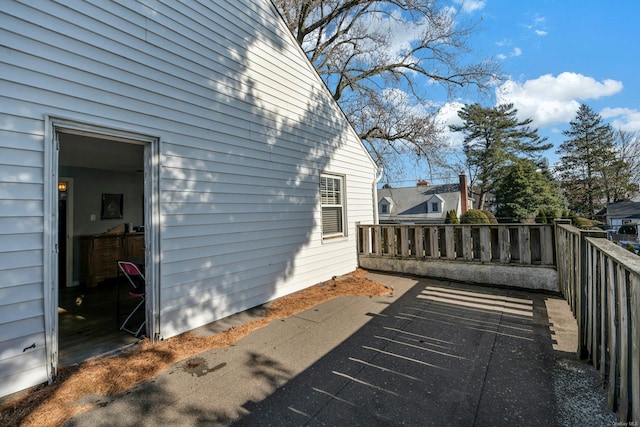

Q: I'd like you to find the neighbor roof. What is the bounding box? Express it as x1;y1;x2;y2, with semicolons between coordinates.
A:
606;201;640;219
378;184;460;223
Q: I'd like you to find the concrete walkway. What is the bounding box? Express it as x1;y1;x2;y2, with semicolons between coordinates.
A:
66;273;616;426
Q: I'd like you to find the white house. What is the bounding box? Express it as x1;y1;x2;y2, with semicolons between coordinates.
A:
378;175;470;224
605;201;640;229
0;0;379;398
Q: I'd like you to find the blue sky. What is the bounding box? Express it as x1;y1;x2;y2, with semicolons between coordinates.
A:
397;0;640;185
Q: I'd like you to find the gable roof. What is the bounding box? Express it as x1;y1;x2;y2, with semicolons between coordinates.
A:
606;201;640;219
378;184;461;223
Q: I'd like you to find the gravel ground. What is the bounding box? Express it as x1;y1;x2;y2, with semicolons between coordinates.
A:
553;358;620;427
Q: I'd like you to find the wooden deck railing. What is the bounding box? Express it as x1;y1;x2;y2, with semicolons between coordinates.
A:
357;223;557;291
357;223;555;265
556;220;640;422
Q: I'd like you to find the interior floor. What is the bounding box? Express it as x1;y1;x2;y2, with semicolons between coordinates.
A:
58;278;144;366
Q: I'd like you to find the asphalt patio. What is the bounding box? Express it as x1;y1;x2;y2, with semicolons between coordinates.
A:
66;272;616;426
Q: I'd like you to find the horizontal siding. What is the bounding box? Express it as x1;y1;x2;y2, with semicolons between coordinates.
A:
0;316;45;345
0;352;48;398
2;5;345;140
0;0;376;379
0;93;46;399
0;332;46;363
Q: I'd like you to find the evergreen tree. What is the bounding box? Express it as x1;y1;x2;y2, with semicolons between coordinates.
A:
495;159;565;222
450;103;552;210
444;209;459;224
556;104;617;217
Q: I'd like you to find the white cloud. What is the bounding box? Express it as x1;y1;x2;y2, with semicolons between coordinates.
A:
454;0;486;13
601;107;640;132
523;15;548;36
533;16;546;26
496;72;623;126
436;102;466;147
355;10;437;65
497;47;522;61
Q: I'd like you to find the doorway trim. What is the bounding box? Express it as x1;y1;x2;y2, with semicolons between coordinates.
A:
45;116;161;380
59;177;74;288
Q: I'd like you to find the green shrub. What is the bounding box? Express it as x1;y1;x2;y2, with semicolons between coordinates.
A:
445;209;459;224
536;208;549;224
460;209;490;224
573;217;593;228
482;210;498;224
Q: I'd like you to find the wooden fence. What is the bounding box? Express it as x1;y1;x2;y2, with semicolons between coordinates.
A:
357;223;557;291
357;223;555;265
555;220;640;422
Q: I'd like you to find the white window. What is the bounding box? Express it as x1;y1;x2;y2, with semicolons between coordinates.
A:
431;202;439;212
321;174;345;238
380;204;388;214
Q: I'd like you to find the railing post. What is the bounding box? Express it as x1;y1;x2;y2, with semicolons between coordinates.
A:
499;226;510;263
631;273;640;422
462;226;472;261
400;226;409;257
541;225;554;265
415;226;424;258
430;226;440;258
578;229;607;359
372;226;381;256
554;219;571;300
479;226;491;262
445;226;455;259
519;226;531;264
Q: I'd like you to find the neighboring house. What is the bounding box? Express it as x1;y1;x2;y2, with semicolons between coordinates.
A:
0;0;378;398
471;190;497;213
378;175;470;224
605;201;640;228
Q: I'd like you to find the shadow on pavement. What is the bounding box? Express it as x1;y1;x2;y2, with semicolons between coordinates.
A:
232;277;615;426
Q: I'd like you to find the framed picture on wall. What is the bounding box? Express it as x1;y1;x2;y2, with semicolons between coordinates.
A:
101;193;123;219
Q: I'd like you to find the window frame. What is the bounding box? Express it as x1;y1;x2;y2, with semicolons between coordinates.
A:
320;173;347;239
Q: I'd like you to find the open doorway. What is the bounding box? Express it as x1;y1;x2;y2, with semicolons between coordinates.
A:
58;177;74;289
56;130;148;365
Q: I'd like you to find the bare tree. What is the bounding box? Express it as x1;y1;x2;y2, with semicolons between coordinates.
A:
616;129;640;188
274;0;499;177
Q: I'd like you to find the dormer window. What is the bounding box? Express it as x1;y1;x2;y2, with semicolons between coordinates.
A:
426;195;444;213
379;197;392;215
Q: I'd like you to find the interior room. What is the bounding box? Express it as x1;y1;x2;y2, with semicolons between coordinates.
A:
57;132;146;365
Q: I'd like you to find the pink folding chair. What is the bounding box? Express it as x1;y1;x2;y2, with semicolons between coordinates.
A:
117;261;146;337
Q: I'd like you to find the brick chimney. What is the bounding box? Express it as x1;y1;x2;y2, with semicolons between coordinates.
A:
459;173;469;214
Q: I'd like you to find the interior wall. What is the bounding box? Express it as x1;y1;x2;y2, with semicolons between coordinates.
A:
59;166;144;282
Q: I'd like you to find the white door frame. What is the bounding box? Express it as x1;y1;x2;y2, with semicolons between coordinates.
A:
45;116;161;380
58;177;74;287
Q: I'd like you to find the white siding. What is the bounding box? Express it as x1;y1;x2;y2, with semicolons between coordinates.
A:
0;121;48;396
0;0;377;396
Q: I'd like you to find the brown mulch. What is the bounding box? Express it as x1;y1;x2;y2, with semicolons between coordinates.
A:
0;269;390;427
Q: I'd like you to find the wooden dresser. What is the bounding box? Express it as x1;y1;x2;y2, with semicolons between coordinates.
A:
80;233;144;286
